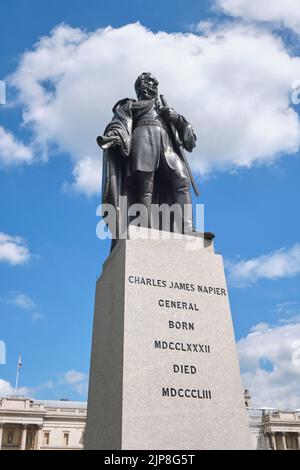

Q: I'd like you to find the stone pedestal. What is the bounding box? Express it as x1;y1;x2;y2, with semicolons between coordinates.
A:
85;229;251;449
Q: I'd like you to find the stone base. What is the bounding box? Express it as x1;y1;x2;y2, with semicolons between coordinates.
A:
85;228;251;449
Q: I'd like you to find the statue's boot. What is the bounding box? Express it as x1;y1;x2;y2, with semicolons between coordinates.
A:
184;228;215;240
173;186;215;241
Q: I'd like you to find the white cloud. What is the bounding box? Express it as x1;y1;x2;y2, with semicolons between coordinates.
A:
0;341;5;365
227;243;300;286
2;292;44;322
9;22;300;195
0;232;31;265
61;369;88;396
0;369;87;401
7;293;36;310
31;312;45;322
0;126;33;166
275;301;300;325
217;0;300;35
39;380;54;390
191;21;215;35
62;370;87;385
72;382;88;396
0;379;32;397
238;320;300;408
0;378;53;398
1;291;45;323
65;157;100;197
0;379;13;396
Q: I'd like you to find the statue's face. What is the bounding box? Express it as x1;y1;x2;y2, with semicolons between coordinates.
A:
136;73;158;100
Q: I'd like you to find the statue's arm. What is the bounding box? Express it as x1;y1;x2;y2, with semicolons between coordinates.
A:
176;115;197;152
160;106;197;152
99;99;134;157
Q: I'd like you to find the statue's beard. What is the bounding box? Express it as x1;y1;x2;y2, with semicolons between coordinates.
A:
138;86;158;101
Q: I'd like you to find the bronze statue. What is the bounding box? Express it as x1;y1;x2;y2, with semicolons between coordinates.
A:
97;72;214;247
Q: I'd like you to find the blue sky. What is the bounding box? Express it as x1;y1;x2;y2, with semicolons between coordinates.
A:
0;0;300;408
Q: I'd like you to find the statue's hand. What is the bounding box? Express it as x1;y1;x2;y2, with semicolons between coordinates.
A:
97;132;122;149
106;132;122;147
160;106;180;124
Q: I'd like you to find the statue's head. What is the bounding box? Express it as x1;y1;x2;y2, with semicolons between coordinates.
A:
135;72;159;100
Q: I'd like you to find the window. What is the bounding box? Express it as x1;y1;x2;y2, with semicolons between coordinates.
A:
63;433;69;446
44;432;50;446
286;433;298;450
7;431;14;444
26;431;33;447
275;433;283;450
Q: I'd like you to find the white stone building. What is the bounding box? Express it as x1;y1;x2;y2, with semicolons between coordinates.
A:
1;394;300;450
248;407;300;450
0;396;86;450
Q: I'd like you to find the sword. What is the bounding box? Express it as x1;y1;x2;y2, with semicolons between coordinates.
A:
160;94;200;197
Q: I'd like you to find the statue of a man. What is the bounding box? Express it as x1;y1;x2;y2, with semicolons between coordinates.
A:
97;72;214;246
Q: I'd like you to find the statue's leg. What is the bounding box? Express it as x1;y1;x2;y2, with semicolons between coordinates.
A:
163;156;215;240
172;174;193;234
161;155;193;234
131;170;155;228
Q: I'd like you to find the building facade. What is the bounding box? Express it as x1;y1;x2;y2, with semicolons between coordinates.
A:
0;397;86;450
248;408;300;450
1;395;300;450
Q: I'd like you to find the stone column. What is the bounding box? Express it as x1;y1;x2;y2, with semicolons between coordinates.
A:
297;433;300;450
270;433;276;450
35;425;43;450
20;425;27;450
0;424;3;450
282;432;287;450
